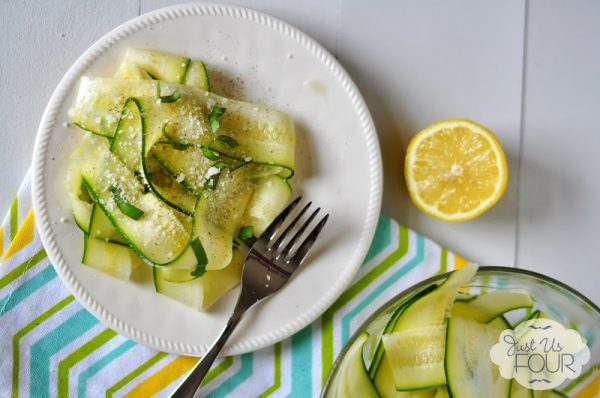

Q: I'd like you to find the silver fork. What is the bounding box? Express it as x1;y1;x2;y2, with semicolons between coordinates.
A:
170;197;328;398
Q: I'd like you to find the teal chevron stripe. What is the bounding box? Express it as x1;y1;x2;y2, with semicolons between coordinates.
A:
363;216;391;264
29;309;99;397
12;295;75;398
341;235;425;343
77;340;136;398
205;353;253;398
0;265;56;316
0;248;47;290
289;325;312;397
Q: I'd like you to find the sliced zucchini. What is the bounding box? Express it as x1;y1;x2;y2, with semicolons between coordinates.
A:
532;391;568;398
240;175;292;235
66;146;94;232
369;285;440;397
510;380;533;398
148;169;197;215
75;134;192;266
115;48;190;83
488;315;511;329
452;290;533;323
380;264;478;391
82;237;142;280
381;325;447;389
445;316;510;398
154;248;243;310
370;294;447;394
70;77;295;176
326;332;379;398
434;390;449;398
111;98;195;215
111;98;142;172
195;167;256;270
394;264;478;331
455;292;478;302
88;204;126;245
152;143;221;194
183;60;210;91
114;62;153;81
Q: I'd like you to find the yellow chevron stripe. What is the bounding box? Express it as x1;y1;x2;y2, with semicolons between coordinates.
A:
453;254;468;269
122;356;197;398
2;209;35;261
574;373;600;398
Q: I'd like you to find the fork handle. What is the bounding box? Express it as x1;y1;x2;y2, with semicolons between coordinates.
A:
170;308;245;398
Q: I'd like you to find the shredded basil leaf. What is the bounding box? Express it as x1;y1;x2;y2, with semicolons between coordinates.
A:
216;135;239;147
238;225;257;246
213;161;229;170
205;174;220;190
109;186;144;220
190;238;207;277
209;107;226;133
156;81;181;103
202;146;220;161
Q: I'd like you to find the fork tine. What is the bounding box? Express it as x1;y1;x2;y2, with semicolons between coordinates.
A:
278;207;320;259
257;196;302;244
271;201;312;250
287;214;329;266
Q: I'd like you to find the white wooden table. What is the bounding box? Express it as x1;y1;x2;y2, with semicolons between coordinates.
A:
1;0;598;304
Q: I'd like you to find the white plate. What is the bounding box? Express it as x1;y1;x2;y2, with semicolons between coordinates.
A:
32;4;382;356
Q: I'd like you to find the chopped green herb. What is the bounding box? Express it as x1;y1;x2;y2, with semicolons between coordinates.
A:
190;238;207;277
162;123;189;150
213;161;229;170
145;71;158;80
202;146;220;161
238;225;257;246
216;135;239;147
156;81;181;103
205;174;220;190
209;107;226;133
109;186;144;220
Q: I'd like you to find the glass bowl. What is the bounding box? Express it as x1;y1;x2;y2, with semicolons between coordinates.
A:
321;266;600;397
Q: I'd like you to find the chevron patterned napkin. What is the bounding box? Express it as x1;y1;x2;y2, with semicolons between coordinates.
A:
1;172;598;397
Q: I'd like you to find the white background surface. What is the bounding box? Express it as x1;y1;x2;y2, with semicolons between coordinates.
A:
1;0;598;305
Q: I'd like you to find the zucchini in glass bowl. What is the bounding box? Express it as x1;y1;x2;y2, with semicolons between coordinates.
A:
322;265;600;398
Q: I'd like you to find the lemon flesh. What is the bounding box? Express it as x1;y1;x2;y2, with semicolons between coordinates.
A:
404;119;508;222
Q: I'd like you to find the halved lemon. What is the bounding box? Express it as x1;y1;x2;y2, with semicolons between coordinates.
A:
404;119;508;222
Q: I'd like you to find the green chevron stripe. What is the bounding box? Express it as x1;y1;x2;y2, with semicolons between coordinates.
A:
563;362;600;393
320;224;408;385
203;356;234;387
439;247;447;274
0;248;47;290
256;343;282;397
11;295;75;398
205;353;253;398
30;309;99;397
363;217;391;264
57;328;117;397
77;340;136;398
105;352;168;398
10;197;18;240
